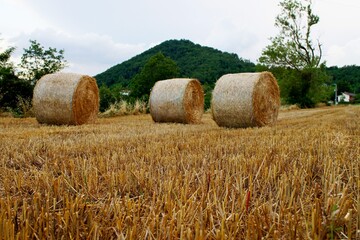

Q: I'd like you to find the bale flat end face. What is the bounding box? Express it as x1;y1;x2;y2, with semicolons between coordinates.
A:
72;76;99;125
252;72;280;127
183;80;204;124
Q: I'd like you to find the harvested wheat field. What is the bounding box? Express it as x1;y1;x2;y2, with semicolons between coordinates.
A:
0;105;359;239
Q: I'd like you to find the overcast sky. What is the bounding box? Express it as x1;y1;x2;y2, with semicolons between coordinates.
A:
1;0;360;76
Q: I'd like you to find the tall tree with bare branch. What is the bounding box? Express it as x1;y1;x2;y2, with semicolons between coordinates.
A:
259;0;330;107
259;0;323;70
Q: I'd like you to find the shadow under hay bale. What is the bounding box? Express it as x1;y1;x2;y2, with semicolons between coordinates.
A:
211;72;280;128
33;73;99;125
149;78;204;124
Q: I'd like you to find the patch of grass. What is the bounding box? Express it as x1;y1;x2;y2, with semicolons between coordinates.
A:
100;100;147;118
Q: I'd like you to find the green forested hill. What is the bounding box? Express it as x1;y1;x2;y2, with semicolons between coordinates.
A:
94;39;256;87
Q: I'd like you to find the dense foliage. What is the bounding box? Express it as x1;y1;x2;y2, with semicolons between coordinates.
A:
260;66;333;106
0;45;33;114
94;39;256;87
326;65;360;94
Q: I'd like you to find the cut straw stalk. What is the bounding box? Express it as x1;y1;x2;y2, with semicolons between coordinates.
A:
211;72;280;128
33;73;99;125
149;78;204;124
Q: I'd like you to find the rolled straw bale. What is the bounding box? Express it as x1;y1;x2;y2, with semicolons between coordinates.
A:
211;72;280;128
33;72;99;125
149;78;204;124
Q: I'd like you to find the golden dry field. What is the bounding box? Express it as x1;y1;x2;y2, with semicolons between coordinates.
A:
0;105;359;239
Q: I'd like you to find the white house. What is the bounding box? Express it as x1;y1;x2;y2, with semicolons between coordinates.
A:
120;90;131;96
337;92;356;103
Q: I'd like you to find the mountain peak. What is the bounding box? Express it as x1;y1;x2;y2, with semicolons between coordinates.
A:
94;39;255;86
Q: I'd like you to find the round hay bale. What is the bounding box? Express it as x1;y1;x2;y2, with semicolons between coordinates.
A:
211;72;280;128
149;78;204;124
33;72;99;125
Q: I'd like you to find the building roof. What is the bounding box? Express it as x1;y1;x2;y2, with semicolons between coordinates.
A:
342;92;356;97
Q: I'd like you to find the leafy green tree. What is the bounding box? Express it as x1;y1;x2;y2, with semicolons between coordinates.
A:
355;93;360;104
0;44;33;112
99;84;116;112
98;82;127;112
259;0;330;107
130;52;179;99
109;83;125;101
19;40;67;84
0;45;15;69
203;82;214;110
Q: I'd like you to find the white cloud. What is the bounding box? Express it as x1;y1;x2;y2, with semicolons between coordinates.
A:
8;29;148;75
2;0;360;76
203;20;259;60
0;0;52;35
325;38;360;67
